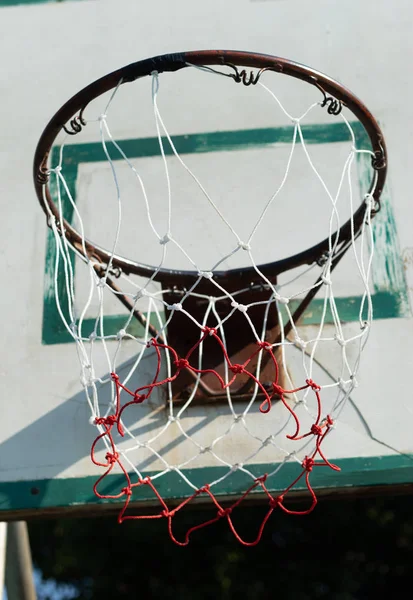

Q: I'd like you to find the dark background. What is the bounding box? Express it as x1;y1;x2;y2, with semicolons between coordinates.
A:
29;491;413;599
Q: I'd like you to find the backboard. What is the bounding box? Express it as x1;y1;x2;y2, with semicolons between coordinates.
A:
1;0;412;530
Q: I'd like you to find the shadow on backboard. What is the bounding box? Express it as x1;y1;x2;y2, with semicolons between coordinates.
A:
0;353;273;514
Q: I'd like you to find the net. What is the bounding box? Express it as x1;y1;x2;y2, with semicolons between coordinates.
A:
43;64;379;545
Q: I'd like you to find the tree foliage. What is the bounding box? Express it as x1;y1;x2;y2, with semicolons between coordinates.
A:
29;493;413;599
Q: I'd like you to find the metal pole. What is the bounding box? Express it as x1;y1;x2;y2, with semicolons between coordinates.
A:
0;522;7;594
5;522;37;600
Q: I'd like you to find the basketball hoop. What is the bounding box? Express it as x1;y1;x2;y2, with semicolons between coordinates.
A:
34;51;387;545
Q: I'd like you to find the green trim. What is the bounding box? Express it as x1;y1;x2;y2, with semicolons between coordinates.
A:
1;455;412;513
0;0;81;6
289;291;406;326
43;122;410;345
356;152;410;316
49;122;369;165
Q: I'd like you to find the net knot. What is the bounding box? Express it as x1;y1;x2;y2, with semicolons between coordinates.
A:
350;374;359;388
302;456;315;472
175;358;190;370
306;379;321;391
338;378;347;391
256;474;268;483
162;508;176;518
203;326;216;336
81;375;95;388
276;295;289;305
167;302;183;311
117;329;126;340
122;487;132;497
364;193;375;209
295;336;307;349
105;452;119;464
217;507;232;518
230;364;245;374
325;415;334;428
310;424;323;436
257;340;272;350
98;113;107;122
231;301;248;313
269;495;284;509
198;270;213;279
96;415;117;427
159;233;171;245
133;393;145;403
321;274;331;286
272;383;285;396
335;335;346;347
50;165;62;174
238;241;251;251
111;373;120;382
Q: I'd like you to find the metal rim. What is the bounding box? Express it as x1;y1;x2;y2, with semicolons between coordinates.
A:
33;50;387;285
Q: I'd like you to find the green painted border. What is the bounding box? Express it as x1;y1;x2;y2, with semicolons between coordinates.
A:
43;121;410;345
0;0;83;7
1;455;412;514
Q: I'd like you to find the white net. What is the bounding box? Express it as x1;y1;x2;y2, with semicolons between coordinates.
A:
44;65;379;545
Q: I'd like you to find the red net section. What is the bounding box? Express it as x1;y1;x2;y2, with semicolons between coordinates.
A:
91;329;339;546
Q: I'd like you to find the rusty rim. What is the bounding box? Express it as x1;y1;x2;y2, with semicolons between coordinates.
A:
34;50;387;286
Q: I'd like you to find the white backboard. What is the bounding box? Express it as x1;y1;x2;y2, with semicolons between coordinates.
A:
1;0;412;522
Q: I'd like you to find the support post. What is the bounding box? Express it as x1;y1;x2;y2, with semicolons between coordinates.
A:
5;522;37;600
